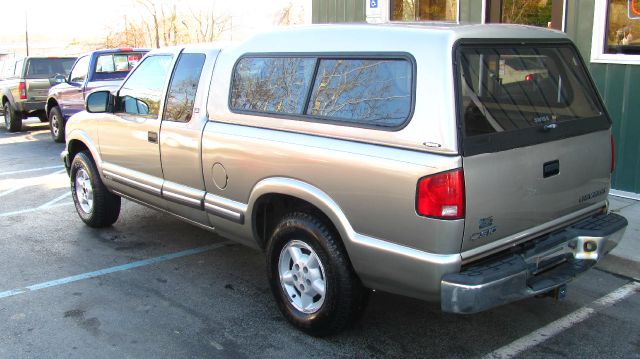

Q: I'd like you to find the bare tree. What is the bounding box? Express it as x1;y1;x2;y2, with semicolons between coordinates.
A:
102;0;231;48
137;0;161;48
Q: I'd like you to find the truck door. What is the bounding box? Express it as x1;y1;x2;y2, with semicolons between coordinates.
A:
99;54;174;208
159;50;215;225
64;55;90;117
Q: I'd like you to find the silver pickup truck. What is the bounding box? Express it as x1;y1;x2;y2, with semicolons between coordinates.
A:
61;24;627;336
1;56;76;132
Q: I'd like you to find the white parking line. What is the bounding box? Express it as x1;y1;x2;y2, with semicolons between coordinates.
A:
0;168;67;198
483;281;640;359
0;242;229;300
0;165;64;177
0;192;72;218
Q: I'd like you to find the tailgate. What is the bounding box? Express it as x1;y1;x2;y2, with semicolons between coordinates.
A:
24;57;76;101
456;42;612;252
462;131;610;252
25;79;52;101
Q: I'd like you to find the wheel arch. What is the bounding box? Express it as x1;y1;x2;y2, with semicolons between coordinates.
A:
66;130;103;174
248;178;355;255
46;97;59;117
2;93;13;107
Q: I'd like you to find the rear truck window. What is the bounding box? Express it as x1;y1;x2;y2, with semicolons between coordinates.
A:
456;43;611;156
95;53;145;73
25;58;75;79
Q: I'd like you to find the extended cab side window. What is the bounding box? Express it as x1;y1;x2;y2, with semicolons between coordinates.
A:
231;57;316;115
70;56;90;83
163;53;206;123
229;56;413;128
117;55;173;117
305;59;412;127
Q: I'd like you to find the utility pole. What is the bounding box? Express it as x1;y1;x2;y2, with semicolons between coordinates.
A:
25;12;30;56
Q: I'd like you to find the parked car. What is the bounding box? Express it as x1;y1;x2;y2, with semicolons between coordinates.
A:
1;56;76;132
61;24;627;336
46;48;148;142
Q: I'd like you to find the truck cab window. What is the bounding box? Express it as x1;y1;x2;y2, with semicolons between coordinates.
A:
118;55;173;117
70;56;90;83
163;53;206;123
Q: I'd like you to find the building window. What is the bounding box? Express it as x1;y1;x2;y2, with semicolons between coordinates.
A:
390;0;458;21
500;0;552;27
604;0;640;54
592;0;640;64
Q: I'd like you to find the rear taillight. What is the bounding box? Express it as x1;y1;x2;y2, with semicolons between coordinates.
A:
18;81;26;100
611;134;615;174
416;169;465;219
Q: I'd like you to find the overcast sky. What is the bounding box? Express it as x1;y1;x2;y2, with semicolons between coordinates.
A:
1;0;310;55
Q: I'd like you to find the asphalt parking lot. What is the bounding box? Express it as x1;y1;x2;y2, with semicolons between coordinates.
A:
0;119;639;358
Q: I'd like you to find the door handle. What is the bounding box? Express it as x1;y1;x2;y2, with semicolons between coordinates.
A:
543;160;560;178
148;131;158;143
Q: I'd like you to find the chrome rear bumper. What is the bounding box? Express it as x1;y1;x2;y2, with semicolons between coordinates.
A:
441;213;627;314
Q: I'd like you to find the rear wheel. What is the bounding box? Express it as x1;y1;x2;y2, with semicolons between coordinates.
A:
49;106;64;142
3;102;22;132
267;212;367;336
70;151;121;227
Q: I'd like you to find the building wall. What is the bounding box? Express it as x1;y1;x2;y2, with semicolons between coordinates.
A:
565;0;640;194
312;0;366;23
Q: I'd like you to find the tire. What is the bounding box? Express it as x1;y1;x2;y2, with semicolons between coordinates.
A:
70;151;121;228
38;112;48;122
3;102;22;132
49;106;65;142
267;212;367;336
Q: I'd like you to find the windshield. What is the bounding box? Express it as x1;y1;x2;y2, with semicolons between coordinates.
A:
25;58;75;79
458;44;605;138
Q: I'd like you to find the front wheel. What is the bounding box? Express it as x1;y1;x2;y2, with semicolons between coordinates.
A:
49;106;64;142
267;212;368;336
70;151;121;227
3;102;22;132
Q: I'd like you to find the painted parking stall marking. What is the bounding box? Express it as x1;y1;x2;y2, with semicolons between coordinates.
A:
0;168;67;198
483;281;640;359
0;165;64;177
0;241;229;300
0;192;73;218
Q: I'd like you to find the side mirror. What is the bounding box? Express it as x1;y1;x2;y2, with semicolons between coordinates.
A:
49;74;67;86
86;91;113;113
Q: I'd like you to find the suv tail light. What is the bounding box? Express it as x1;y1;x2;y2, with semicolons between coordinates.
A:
416;169;465;219
18;81;26;100
611;134;615;174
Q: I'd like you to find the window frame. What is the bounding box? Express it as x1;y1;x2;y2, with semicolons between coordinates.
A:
162;52;207;123
228;52;417;132
116;54;174;119
591;0;640;65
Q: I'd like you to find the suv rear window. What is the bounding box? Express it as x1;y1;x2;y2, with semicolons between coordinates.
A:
457;43;610;155
25;58;75;79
